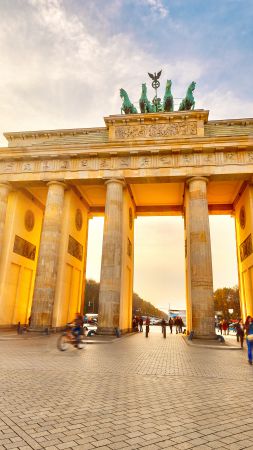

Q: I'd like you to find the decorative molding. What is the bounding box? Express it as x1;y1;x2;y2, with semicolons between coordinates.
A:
68;235;83;261
240;234;252;262
2;149;253;178
13;235;36;260
114;121;198;140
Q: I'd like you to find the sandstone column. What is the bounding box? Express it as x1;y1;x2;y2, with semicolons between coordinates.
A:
30;181;66;329
185;177;215;337
98;178;125;334
0;183;11;253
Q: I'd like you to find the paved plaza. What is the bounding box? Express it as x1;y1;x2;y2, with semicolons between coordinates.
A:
0;328;253;450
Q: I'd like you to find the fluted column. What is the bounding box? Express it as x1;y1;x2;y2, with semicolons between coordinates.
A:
0;183;11;253
185;177;215;337
98;178;125;334
31;181;66;329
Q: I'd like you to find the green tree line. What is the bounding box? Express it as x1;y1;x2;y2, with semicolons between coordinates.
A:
213;286;240;319
85;280;241;320
84;279;166;318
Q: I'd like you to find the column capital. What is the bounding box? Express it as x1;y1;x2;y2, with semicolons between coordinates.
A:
186;176;209;186
104;177;126;188
46;180;67;189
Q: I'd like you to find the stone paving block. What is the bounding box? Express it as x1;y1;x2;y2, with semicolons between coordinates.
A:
73;445;95;450
90;440;112;448
56;442;77;449
157;441;179;449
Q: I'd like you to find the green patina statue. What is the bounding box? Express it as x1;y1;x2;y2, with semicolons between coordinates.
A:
139;83;155;113
120;88;138;114
152;96;163;112
162;79;174;112
120;75;196;114
178;81;196;111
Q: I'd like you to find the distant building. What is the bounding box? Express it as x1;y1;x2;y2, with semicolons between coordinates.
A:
169;309;186;325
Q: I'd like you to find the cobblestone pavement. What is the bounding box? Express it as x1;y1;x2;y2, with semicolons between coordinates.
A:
0;327;253;450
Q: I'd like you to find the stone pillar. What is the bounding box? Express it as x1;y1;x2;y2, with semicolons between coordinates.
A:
98;178;125;334
0;183;11;253
30;181;66;329
185;177;215;337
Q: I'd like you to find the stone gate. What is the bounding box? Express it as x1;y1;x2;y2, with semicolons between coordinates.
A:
0;109;253;336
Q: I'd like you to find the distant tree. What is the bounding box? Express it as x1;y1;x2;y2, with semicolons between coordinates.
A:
213;286;240;319
84;279;99;314
84;279;166;318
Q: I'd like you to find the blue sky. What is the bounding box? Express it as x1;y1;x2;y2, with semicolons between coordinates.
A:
0;0;251;309
0;0;253;140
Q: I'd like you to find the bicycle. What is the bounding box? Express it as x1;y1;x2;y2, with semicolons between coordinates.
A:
57;324;86;351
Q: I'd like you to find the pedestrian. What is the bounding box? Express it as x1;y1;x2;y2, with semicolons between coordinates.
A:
161;318;166;338
139;317;143;332
145;316;150;338
169;317;173;334
178;317;183;333
234;319;245;348
174;317;179;334
245;315;253;365
222;319;228;336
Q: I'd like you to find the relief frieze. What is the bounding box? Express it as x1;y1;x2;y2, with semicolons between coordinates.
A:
180;154;194;166
68;235;83;261
202;153;215;164
139;156;151;168
79;158;89;169
224;152;237;162
22;162;33;172
99;158;111;169
1;149;253;177
159;155;172;166
4;162;15;172
13;235;36;261
118;157;130;168
114;121;198;140
240;234;253;262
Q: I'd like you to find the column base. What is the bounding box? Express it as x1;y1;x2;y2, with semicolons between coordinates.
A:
97;327;119;336
191;332;218;340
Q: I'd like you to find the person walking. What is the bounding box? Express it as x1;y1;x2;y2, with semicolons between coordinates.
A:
174;317;179;334
222;319;228;336
178;317;183;333
145;316;150;338
234;319;245;348
245;315;253;364
161;318;166;338
169;317;173;334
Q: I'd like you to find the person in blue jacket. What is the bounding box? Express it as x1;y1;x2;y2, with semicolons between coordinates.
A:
245;315;253;365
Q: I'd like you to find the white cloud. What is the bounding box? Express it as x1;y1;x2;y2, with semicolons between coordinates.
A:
143;0;169;18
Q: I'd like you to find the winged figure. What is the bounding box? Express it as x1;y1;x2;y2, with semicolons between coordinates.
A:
148;70;162;81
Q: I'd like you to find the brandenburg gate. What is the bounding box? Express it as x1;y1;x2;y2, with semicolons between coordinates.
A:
0;108;253;336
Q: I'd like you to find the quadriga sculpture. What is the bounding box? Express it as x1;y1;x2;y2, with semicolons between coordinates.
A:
179;81;196;111
139;83;155;113
162;79;174;112
120;88;138;114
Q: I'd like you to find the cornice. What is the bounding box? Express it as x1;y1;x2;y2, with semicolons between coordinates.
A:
0;134;252;162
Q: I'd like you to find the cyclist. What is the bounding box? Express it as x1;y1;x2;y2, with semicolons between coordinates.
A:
71;312;84;345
